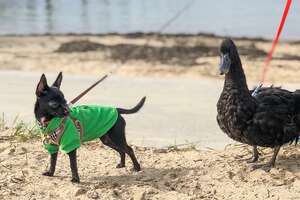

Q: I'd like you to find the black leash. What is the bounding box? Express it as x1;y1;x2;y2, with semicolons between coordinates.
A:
68;74;108;106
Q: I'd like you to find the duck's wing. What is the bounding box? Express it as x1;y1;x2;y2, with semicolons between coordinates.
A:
248;87;299;146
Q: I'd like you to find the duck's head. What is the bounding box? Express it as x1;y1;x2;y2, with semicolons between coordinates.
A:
219;39;237;75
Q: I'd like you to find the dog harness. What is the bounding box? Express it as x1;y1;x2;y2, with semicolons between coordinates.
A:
40;105;118;154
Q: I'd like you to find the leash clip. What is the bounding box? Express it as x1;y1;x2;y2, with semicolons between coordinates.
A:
251;83;263;97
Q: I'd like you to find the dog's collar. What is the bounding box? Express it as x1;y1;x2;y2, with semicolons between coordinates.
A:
42;116;68;145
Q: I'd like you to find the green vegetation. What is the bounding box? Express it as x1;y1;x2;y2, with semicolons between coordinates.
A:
0;114;40;142
0;113;6;131
166;140;198;151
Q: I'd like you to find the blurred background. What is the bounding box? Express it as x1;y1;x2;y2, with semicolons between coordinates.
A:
1;2;300;198
0;0;299;39
0;0;300;149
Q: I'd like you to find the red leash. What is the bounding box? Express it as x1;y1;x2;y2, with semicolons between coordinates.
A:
260;0;292;83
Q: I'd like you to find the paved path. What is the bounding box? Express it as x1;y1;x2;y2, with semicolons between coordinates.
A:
2;70;299;149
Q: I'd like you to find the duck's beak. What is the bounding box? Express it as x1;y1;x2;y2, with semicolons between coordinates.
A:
219;53;231;75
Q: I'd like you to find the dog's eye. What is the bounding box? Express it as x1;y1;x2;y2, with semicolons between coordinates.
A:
48;101;59;108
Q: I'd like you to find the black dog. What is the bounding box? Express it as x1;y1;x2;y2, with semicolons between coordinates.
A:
34;72;146;183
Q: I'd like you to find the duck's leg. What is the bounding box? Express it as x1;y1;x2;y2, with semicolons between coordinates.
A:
251;146;281;172
246;145;259;163
262;146;281;171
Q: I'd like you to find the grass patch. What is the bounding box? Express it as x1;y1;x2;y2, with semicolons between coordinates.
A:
0;113;7;131
0;114;40;142
12;121;40;142
166;140;199;152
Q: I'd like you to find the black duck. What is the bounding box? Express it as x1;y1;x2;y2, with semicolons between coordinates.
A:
217;39;300;171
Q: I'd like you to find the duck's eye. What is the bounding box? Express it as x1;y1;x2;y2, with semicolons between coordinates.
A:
48;101;59;108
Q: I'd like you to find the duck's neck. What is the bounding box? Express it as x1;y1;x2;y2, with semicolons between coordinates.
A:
224;54;250;96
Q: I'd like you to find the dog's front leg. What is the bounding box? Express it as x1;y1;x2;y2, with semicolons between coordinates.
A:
68;149;80;183
43;152;58;176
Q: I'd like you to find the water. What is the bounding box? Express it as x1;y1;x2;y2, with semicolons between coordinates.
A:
0;0;299;40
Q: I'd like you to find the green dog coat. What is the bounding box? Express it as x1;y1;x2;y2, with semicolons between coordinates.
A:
40;105;118;154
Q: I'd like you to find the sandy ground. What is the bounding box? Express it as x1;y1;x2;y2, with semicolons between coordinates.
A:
0;34;300;83
1;130;300;200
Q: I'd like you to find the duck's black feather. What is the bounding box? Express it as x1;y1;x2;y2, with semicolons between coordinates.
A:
246;87;299;147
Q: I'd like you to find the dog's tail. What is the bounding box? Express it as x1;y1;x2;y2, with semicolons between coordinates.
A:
117;96;146;114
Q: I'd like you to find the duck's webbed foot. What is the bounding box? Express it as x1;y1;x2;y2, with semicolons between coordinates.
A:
250;162;273;172
250;146;280;172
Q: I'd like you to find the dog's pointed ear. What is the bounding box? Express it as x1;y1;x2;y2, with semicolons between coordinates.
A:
36;74;49;97
52;72;63;88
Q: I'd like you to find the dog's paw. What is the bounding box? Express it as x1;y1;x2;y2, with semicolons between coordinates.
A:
116;163;125;168
133;164;141;172
71;177;80;183
42;171;54;177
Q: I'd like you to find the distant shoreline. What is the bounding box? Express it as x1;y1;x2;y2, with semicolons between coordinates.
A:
1;32;299;44
0;32;295;43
